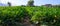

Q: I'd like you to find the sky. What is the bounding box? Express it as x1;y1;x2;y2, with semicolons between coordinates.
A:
0;0;60;6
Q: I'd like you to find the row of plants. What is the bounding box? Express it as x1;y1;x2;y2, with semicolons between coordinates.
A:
0;6;60;26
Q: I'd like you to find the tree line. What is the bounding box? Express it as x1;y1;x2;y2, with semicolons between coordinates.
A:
8;0;34;6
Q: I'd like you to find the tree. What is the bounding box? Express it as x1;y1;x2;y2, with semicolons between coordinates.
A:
8;2;11;6
27;0;34;6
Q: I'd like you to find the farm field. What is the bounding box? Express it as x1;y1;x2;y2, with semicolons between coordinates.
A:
0;6;60;26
